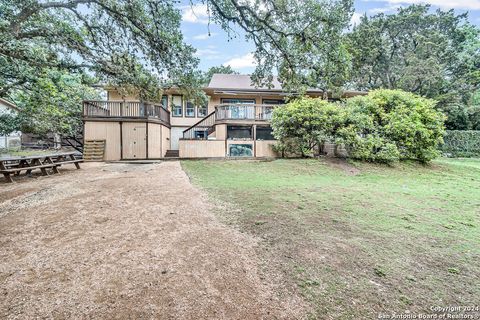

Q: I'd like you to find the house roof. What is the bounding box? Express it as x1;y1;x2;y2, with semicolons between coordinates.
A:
208;74;284;91
206;74;367;97
0;98;19;111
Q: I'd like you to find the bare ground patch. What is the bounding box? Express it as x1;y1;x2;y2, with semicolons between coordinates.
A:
0;162;306;319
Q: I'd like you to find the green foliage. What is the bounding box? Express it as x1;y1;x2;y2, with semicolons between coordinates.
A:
209;0;354;95
273;90;445;163
13;69;100;137
0;0;201;99
271;97;346;156
339;90;446;163
0;112;20;136
441;130;480;157
347;5;480;127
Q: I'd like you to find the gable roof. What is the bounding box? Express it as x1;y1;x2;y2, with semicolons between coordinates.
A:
0;98;19;111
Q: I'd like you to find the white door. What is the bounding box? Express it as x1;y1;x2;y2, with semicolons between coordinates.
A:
170;127;187;150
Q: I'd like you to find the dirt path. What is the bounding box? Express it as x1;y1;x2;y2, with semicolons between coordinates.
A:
0;162;305;319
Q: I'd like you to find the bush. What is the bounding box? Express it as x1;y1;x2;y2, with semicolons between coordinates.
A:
441;130;480;157
271;97;346;156
338;90;445;163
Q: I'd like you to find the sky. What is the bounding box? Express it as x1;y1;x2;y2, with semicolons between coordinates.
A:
179;0;480;74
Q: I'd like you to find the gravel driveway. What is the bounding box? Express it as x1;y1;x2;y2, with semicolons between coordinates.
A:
0;162;304;319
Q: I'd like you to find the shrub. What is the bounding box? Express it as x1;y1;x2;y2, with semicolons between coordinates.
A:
441;130;480;157
271;97;346;157
338;90;446;163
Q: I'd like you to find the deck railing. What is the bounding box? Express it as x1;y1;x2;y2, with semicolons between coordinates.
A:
182;111;216;139
215;104;279;121
83;100;170;125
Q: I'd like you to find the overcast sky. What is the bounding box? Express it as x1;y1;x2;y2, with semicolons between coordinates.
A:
179;0;480;74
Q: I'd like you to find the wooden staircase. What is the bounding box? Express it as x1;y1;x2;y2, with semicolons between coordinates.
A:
83;139;106;161
164;150;179;158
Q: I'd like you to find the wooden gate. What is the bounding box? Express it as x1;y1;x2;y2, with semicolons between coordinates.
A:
122;122;146;159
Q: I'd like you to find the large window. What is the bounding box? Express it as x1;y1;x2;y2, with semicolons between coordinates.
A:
256;126;275;140
185;101;195;117
172;95;183;117
227;125;252;140
197;105;207;117
161;95;168;109
229;144;253;157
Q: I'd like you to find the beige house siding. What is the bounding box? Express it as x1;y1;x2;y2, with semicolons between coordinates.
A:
255;140;278;157
179;140;225;158
84;121;121;161
147;123;162;158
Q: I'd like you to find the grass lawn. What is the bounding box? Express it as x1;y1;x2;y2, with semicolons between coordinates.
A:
182;158;480;319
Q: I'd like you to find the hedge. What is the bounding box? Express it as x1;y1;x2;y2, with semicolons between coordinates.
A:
441;130;480;157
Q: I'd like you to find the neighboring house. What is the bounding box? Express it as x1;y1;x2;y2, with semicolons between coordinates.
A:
83;74;366;160
0;98;21;150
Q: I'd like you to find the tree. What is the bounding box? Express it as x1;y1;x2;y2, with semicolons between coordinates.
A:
347;5;480;126
0;0;201;100
205;0;354;96
0;113;20;136
202;65;238;86
13;69;100;139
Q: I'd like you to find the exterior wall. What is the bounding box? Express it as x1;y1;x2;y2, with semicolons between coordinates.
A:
84;121;121;161
179;140;225;158
255;140;278;157
215;124;227;140
147;123;162;159
170;126;188;150
161;125;170;157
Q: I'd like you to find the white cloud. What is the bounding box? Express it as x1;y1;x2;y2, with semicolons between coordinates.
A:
193;32;217;40
182;4;210;24
371;0;480;10
223;53;257;69
351;13;363;26
368;4;401;14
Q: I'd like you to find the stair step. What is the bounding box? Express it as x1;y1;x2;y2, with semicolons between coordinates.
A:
165;149;179;158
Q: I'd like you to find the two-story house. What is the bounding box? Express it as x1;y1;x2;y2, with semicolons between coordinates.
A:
82;74;365;160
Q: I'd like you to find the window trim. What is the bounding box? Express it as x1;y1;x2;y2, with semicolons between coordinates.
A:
185;101;195;118
172;95;183;117
197;105;208;118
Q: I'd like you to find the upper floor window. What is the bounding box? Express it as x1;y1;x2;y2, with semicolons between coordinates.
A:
172;95;183;117
262;99;284;105
197;105;207;117
185;101;195;117
161;95;168;110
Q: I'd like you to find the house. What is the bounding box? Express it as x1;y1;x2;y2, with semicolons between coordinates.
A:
82;74;366;160
0;98;21;150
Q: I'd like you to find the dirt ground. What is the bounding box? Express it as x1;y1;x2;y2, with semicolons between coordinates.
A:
0;162;306;319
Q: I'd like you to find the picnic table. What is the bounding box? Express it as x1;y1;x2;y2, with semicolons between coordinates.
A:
0;152;83;183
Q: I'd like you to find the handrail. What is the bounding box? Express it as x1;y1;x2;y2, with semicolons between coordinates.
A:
182;111;216;139
83;100;170;125
215;103;280;121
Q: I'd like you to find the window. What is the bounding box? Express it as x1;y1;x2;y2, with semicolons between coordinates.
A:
185;101;195;117
262;99;284;105
194;130;208;139
197;105;207;117
221;98;256;104
161;95;168;109
229;144;253;157
172;95;183;117
256;126;275;140
227;126;252;140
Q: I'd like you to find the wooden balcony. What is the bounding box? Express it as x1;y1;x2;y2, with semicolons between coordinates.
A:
215;104;279;122
83;100;170;125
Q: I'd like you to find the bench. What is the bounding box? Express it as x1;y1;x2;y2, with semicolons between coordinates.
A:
0;152;83;183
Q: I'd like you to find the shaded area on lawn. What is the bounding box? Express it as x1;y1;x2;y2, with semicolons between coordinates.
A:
182;158;480;319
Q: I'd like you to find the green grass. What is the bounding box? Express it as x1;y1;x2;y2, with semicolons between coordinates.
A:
182;158;480;319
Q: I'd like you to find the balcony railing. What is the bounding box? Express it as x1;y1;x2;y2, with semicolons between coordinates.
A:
215;104;280;121
83;100;170;125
